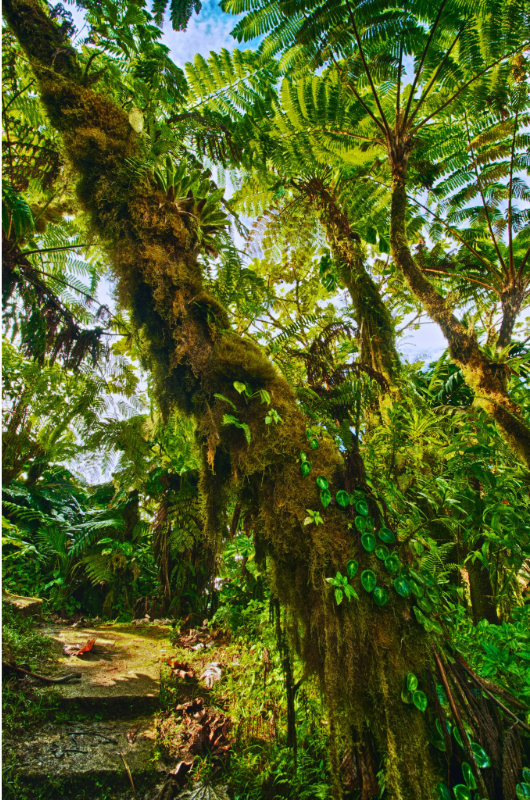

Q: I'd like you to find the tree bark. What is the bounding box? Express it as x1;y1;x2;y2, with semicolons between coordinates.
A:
389;175;530;470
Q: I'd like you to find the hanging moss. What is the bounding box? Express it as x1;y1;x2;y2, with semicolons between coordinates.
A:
3;2;441;796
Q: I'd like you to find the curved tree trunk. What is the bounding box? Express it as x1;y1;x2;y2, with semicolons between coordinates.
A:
4;3;441;796
389;175;530;470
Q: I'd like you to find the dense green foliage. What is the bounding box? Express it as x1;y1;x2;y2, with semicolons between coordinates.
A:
2;0;530;798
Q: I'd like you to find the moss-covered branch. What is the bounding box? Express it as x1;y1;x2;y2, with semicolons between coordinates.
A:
390;175;530;470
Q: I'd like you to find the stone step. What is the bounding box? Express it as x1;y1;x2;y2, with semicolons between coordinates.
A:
42;623;174;713
3;591;43;620
6;716;168;795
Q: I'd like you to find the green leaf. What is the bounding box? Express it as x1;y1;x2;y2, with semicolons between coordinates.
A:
418;596;434;614
373;586;388;606
375;545;389;560
516;784;530;799
462;763;477;790
361;570;377;593
378;527;395;544
355;499;369;516
354;515;367;532
316;476;328;490
344;584;359;601
301;461;311;477
309;438;319;449
453;726;464;747
394;575;411;598
453;786;472;800
412;690;427;712
334;588;343;605
435;784;451;800
407;673;418;692
336;490;350;508
346;559;358;579
361;533;377;552
320;489;331;508
233;381;247;394
384;554;401;574
470;742;491;768
410;579;424;599
413;606;427;625
401;688;413;704
214;393;236;409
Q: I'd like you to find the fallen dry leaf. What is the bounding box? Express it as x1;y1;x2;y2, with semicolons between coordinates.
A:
76;638;96;657
126;725;140;744
200;663;222;690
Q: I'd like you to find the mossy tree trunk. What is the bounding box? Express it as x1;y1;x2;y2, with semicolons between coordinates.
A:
389;165;530;470
4;2;441;796
298;179;402;393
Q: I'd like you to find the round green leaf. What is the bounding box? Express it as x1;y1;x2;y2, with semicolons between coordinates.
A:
435;783;451;800
365;517;374;533
410;579;424;599
375;544;389;560
320;489;331;508
401;687;413;704
373;586;388;606
300;451;307;461
355;499;369;516
407;673;418;691
361;570;377;593
336;490;350;508
409;569;425;585
310;438;319;449
394;575;411;598
413;606;427;625
384;553;401;574
301;461;311;477
361;533;377;552
346;559;359;579
523;770;530;783
316;476;329;490
453;786;472;800
378;527;395;544
418;596;434;614
470;742;491;768
516;783;530;799
413;690;427;712
462;762;477;790
354;515;367;532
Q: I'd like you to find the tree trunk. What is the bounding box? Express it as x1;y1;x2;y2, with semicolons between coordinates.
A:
4;3;440;796
389;175;530;470
467;551;499;626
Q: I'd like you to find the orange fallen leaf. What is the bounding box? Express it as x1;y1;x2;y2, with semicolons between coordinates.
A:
76;638;96;657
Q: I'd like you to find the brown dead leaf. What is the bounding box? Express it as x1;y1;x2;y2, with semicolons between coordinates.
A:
126;725;140;744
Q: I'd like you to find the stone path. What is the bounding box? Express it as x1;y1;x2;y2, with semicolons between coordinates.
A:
7;623;175;798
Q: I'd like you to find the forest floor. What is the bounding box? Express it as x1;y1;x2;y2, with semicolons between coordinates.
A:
2;613;242;800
